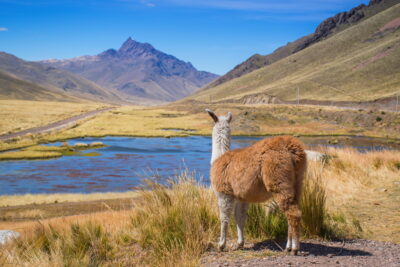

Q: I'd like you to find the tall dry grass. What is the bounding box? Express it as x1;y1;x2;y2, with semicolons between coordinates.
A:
4;146;399;266
131;171;219;267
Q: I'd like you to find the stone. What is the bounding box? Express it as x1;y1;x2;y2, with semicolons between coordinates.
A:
0;230;20;245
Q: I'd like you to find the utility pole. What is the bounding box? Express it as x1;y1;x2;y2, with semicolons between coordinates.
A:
297;87;300;105
396;94;399;113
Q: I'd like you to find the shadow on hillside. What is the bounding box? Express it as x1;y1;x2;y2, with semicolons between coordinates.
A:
247;239;372;257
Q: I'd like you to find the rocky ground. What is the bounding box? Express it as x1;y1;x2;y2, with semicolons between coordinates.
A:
201;239;400;267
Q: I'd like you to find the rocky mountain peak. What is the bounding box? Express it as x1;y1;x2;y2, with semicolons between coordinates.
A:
39;37;218;102
118;37;155;56
99;48;118;58
369;0;386;6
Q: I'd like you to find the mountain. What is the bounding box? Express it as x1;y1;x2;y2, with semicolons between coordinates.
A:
205;0;399;89
0;52;135;103
41;38;218;102
0;70;78;101
189;2;400;103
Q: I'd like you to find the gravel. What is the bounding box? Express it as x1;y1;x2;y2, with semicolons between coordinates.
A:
201;239;400;267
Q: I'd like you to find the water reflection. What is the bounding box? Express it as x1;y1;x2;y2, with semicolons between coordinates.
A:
0;136;398;195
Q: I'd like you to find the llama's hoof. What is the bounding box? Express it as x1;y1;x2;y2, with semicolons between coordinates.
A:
284;248;292;253
218;243;225;252
290;250;298;256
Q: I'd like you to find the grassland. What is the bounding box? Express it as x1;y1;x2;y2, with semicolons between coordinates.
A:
0;142;105;160
1;148;399;266
190;4;400;103
0;99;105;135
1;101;399;156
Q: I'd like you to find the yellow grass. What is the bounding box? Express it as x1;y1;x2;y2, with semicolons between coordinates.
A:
0;191;139;207
1;148;399;266
1;102;399;154
312;147;400;243
52;103;400;139
49;106;211;137
0;99;105;135
0;150;61;160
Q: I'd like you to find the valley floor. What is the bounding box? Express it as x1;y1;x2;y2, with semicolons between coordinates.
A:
0;100;399;266
0;100;399;153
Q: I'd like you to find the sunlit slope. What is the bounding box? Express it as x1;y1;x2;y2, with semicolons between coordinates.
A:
0;71;77;101
191;4;400;102
0;52;131;104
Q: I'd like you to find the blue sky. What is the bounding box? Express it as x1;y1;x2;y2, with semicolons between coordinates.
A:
0;0;369;75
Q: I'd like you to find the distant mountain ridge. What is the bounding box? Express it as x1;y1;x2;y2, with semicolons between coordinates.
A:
0;52;133;103
41;38;218;102
189;2;400;103
206;0;399;89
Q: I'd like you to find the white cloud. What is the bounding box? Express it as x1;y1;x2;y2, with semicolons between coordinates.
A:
139;0;156;7
0;27;8;31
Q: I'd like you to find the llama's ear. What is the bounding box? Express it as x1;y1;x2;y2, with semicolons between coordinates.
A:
205;109;218;123
227;112;232;123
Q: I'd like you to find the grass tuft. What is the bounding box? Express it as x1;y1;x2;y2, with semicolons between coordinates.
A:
301;171;326;237
130;171;219;267
13;221;113;266
245;202;287;240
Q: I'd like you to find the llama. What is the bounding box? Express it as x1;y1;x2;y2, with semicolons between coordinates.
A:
206;109;307;255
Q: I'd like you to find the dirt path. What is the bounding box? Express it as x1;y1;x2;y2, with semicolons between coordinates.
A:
0;197;137;225
0;107;114;141
201;239;400;267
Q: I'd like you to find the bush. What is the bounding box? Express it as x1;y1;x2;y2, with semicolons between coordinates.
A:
300;177;326;237
15;222;113;266
245;201;287;239
131;171;219;267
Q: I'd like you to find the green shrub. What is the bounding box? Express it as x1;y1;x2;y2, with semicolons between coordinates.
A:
245;202;287;239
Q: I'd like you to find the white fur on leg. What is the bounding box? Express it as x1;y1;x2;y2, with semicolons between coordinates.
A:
286;238;292;251
234;202;249;248
285;225;292;252
217;192;234;251
292;236;300;251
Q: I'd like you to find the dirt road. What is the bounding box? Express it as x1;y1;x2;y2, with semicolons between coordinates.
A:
0;107;114;141
201;239;400;267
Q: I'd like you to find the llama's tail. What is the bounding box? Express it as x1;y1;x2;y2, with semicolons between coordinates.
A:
286;137;307;203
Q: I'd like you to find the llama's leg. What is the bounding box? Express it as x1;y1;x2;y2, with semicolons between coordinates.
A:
286;204;301;255
276;196;301;255
285;224;292;252
234;201;249;250
261;153;303;255
217;192;234;251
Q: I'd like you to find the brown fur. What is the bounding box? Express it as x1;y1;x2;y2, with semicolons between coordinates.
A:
211;135;307;249
211;136;306;202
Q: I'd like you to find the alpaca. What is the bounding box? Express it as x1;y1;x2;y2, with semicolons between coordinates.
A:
206;109;307;255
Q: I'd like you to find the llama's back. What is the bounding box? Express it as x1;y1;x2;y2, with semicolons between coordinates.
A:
211;136;306;203
258;136;306;167
257;136;307;202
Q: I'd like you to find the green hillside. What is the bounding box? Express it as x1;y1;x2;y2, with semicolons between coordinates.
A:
204;0;399;91
0;70;78;101
190;3;400;103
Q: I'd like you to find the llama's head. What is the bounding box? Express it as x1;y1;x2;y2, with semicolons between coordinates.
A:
205;109;232;163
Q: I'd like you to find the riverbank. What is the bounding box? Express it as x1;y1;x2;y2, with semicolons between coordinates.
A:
1;148;399;266
1;147;399;240
1;102;399;154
